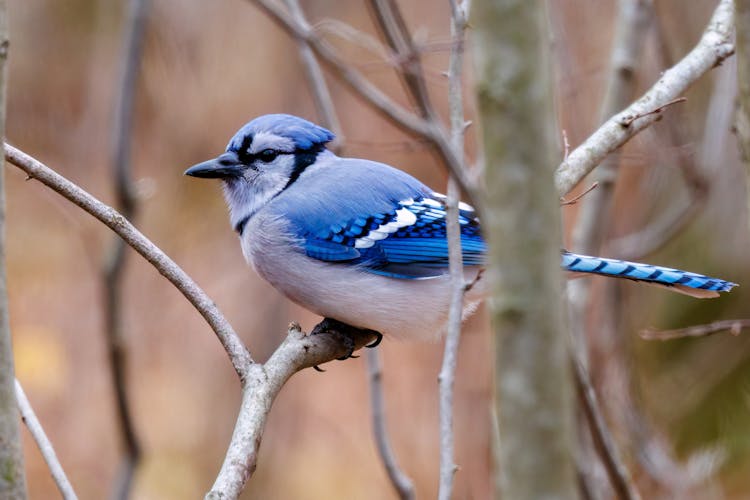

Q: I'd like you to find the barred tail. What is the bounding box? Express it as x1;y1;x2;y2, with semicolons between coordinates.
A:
562;251;737;298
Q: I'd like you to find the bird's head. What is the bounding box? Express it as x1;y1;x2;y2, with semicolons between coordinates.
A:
185;114;335;232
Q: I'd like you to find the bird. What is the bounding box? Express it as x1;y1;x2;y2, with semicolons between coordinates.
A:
185;113;736;341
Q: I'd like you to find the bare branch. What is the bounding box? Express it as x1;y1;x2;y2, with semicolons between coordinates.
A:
313;18;389;60
106;0;149;496
4;144;255;380
640;320;750;341
206;322;377;499
15;379;78;500
573;360;641;500
283;0;343;151
555;0;735;196
438;0;469;498
247;0;478;202
366;0;433;118
366;350;415;500
610;37;736;260
560;181;599;206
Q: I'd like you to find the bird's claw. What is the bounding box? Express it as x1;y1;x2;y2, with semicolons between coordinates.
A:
365;331;383;348
310;318;383;371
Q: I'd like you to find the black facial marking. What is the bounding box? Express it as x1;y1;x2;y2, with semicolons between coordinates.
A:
234;214;252;235
233;144;326;235
236;134;254;163
281;144;325;192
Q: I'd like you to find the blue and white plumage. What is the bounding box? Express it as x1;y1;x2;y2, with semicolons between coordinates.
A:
185;114;736;339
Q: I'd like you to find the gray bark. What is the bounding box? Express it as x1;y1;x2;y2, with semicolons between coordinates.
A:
0;2;28;497
472;0;577;498
735;0;750;226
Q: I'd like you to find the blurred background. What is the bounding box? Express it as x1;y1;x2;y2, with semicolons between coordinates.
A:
5;0;750;498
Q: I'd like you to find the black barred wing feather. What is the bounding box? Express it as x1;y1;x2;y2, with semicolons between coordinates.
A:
304;194;485;279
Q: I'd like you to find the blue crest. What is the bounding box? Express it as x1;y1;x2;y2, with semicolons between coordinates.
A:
227;114;335;152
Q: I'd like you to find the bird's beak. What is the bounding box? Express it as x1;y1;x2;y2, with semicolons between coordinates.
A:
184;152;243;179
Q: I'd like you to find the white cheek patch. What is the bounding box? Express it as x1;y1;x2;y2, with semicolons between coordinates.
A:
354;206;418;249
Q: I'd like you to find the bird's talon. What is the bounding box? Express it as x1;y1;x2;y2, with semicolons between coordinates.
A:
365;332;383;348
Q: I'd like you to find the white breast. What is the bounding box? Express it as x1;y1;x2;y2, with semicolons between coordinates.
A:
240;212;486;340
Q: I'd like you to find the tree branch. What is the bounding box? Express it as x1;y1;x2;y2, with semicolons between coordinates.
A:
106;0;149;497
555;0;735;197
366;349;415;500
640;319;750;341
15;380;77;500
246;0;478;203
4;144;254;380
283;0;343;151
573;359;641;500
366;0;433;118
438;1;470;498
206;322;377;499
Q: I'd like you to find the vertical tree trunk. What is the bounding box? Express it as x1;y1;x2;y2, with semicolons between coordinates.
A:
0;2;27;498
735;0;750;226
472;0;577;498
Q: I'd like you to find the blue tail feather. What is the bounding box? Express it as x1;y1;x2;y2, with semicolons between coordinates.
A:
562;251;736;294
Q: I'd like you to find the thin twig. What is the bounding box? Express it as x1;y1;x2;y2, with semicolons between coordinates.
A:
247;0;478;203
366;0;433;118
560;182;599;206
438;1;469;499
283;0;343;151
313;18;389;60
555;0;735;197
618;97;686;127
15;379;78;500
4;144;254;380
640;320;750;341
366;350;415;500
106;0;149;497
573;359;641;500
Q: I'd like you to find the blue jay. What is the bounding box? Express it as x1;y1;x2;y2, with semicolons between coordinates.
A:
185;114;736;340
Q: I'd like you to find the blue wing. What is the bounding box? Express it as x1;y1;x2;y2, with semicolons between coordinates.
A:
270;157;485;279
307;196;485;279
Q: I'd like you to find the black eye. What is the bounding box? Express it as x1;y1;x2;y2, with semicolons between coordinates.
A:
258;149;279;163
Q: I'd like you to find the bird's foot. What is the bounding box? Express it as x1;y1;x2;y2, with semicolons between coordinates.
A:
310;318;383;371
